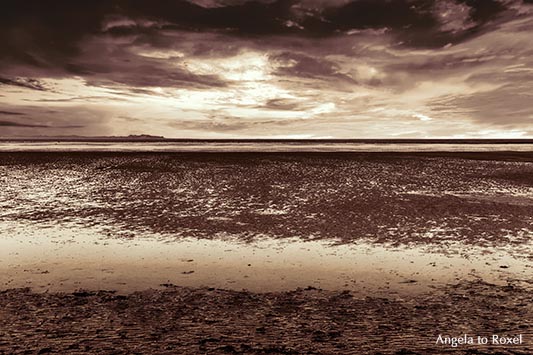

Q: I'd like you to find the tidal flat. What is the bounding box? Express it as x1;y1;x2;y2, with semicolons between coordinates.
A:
0;151;531;354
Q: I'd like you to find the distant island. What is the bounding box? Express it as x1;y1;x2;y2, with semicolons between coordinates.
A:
0;135;166;142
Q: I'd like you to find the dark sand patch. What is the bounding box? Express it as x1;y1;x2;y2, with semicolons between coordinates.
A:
1;152;532;247
0;281;530;354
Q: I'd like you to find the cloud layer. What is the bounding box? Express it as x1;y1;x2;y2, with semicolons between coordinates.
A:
1;0;533;138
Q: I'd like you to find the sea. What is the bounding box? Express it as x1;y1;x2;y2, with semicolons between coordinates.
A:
0;140;533;152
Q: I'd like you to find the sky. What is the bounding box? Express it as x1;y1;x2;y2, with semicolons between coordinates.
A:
1;0;533;139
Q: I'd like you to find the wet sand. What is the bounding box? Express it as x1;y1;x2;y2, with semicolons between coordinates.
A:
0;151;532;353
2;222;530;294
1;281;531;354
2;152;533;246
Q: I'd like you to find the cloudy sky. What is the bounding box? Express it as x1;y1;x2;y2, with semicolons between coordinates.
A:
1;0;533;138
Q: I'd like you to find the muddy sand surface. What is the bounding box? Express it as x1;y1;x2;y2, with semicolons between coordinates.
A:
0;281;531;354
1;152;533;246
0;152;532;353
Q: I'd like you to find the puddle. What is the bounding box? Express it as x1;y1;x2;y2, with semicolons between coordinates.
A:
0;222;530;295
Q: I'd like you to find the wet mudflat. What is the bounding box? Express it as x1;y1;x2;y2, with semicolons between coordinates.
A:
1;152;533;246
1;221;531;295
0;281;531;354
0;151;532;353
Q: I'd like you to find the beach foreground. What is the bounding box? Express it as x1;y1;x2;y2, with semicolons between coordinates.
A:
0;281;531;354
0;151;531;354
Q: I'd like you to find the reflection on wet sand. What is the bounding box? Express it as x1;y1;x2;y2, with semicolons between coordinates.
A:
1;223;530;294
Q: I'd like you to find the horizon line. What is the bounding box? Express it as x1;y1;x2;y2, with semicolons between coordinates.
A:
2;136;533;144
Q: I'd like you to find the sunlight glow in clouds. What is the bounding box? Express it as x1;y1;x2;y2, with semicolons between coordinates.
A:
1;0;533;138
413;113;433;122
185;52;272;82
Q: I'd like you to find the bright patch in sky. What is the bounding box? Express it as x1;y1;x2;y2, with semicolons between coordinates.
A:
1;1;533;138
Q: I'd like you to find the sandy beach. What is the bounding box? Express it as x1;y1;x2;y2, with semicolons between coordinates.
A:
1;151;532;354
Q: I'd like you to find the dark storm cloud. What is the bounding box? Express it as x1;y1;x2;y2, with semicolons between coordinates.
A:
1;0;532;138
0;0;522;93
0;0;288;71
430;82;533;126
0;116;84;128
0;1;111;68
0;110;25;115
82;64;227;90
261;98;306;110
379;51;502;91
24;96;129;103
164;0;507;44
0;104;108;136
1;37;229;92
0;0;516;72
0;120;48;128
100;0;512;49
271;52;355;82
0;77;49;91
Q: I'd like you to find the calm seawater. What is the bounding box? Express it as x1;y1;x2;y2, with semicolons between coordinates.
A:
0;142;532;152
